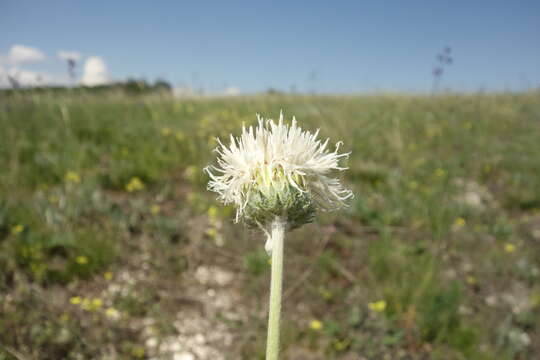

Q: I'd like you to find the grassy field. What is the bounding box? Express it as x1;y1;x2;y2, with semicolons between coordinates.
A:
1;91;539;359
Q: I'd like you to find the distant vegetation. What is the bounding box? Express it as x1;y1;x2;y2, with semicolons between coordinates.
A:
0;78;172;97
0;91;539;359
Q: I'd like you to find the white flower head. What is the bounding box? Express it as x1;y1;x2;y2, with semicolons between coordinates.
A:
205;112;353;229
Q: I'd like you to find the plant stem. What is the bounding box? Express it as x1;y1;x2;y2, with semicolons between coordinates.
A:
266;216;286;360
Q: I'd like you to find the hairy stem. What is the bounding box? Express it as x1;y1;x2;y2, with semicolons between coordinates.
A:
266;216;286;360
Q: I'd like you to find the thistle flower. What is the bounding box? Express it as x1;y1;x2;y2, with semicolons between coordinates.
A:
205;112;353;232
205;112;352;360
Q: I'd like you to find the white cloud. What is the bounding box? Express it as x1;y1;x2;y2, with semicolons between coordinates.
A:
223;86;240;96
5;67;48;86
57;50;82;62
0;66;71;88
81;56;109;86
3;44;46;65
0;65;5;86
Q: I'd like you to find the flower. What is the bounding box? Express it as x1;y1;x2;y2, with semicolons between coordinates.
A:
91;298;103;308
105;307;120;320
205;227;218;238
435;168;446;177
126;177;145;192
333;339;350;351
208;206;219;222
81;298;92;310
453;217;466;228
150;204;161;215
504;243;516;253
205;112;353;229
70;296;82;305
11;224;24;235
368;300;387;312
75;256;88;264
309;320;323;331
131;346;145;358
65;171;81;184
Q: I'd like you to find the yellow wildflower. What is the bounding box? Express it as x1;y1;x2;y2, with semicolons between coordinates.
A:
368;300;387;312
92;298;103;308
309;320;323;331
150;204;161;215
131;346;145;358
11;224;24;235
161;127;172;136
435;168;446;177
65;171;81;184
104;271;113;280
75;256;88;265
205;227;217;238
70;296;82;305
126;177;145;192
454;217;466;228
208;206;218;221
504;243;516;253
81;298;92;311
466;276;477;285
105;307;120;320
333;339;350;351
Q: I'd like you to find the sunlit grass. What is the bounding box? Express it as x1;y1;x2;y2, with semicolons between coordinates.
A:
0;91;539;359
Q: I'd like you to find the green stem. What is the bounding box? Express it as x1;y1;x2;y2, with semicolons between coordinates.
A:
266;216;286;360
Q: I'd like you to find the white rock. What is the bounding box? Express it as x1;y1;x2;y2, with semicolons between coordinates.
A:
173;353;195;360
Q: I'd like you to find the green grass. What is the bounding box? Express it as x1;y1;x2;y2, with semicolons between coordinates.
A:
1;91;539;359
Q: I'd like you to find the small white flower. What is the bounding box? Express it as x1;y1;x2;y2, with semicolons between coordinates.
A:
205;112;353;228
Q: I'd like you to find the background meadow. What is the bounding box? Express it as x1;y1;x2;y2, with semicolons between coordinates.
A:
1;90;539;359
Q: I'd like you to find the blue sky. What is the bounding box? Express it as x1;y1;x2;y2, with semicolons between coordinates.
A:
1;0;539;92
